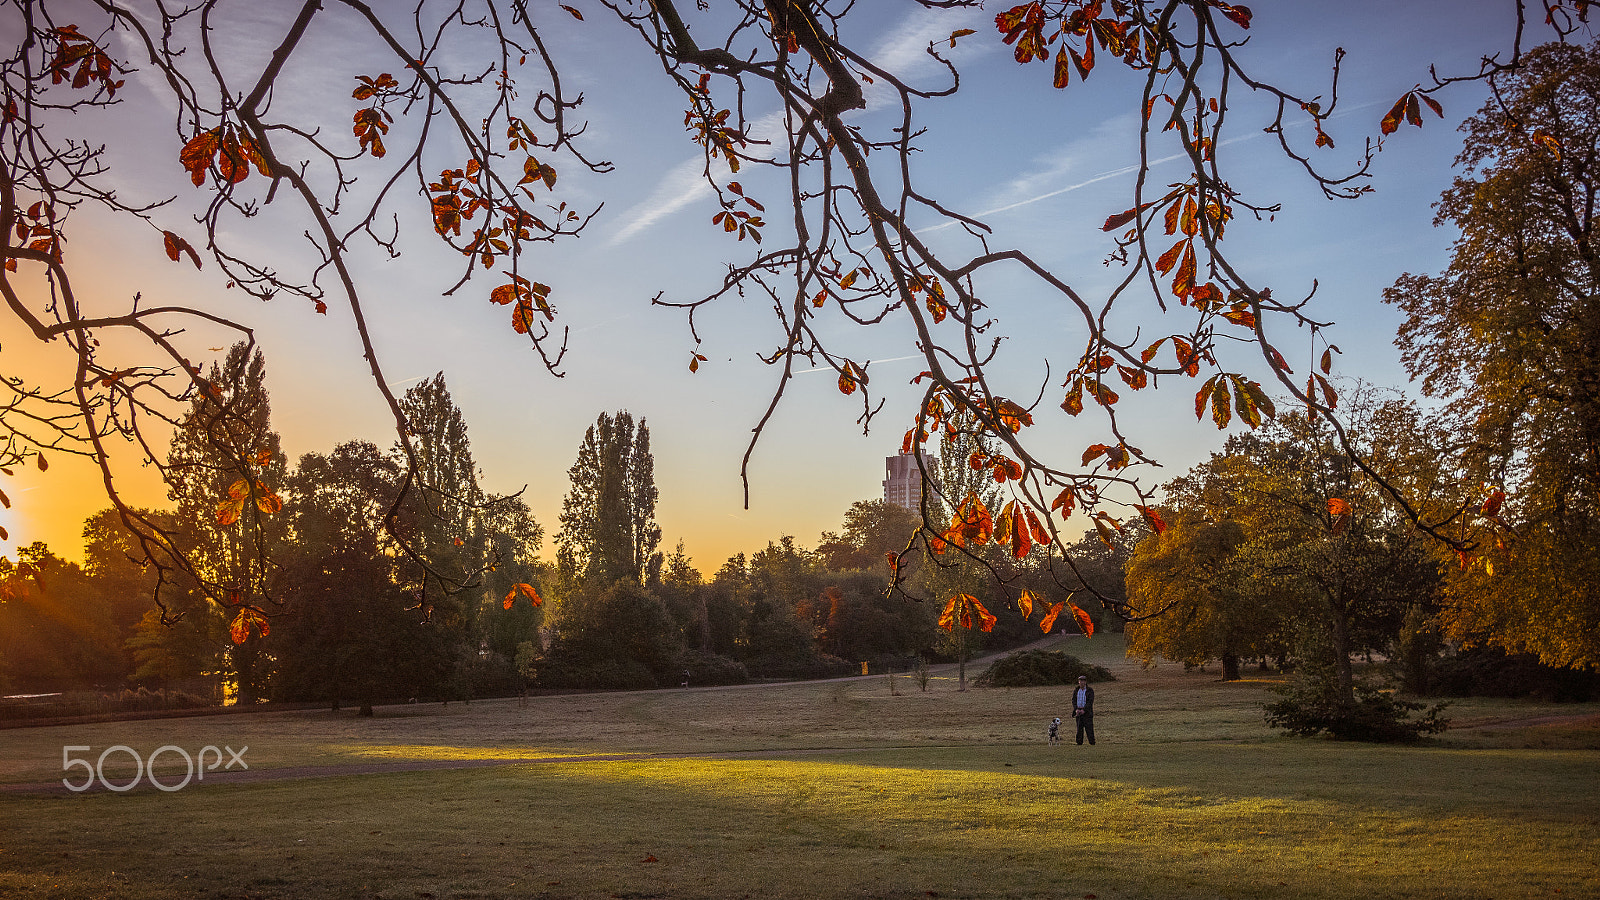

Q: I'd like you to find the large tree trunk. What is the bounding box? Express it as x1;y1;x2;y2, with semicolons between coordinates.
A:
1221;651;1241;682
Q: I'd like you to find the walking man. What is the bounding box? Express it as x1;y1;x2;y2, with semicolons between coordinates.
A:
1072;675;1095;745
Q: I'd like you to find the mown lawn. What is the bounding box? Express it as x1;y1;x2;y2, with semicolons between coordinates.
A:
2;635;1596;899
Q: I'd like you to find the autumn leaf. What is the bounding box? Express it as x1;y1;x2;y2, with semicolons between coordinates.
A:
229;607;269;644
1480;488;1506;518
1051;488;1076;520
942;491;994;548
996;3;1049;64
163;231;202;269
1328;497;1352;534
941;594;999;633
503;582;543;609
1207;1;1253;29
1135;505;1168;534
1053;46;1073;88
1060;380;1085;416
559;4;583;19
1039;601;1064;633
180;128;221;186
1172;242;1197;302
1017;589;1039;620
1069;602;1095;637
253;480;283;515
1024;506;1051;547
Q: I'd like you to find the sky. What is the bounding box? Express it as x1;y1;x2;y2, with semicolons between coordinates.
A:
0;0;1538;575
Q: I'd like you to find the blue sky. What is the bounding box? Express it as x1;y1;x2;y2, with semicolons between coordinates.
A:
1;0;1535;572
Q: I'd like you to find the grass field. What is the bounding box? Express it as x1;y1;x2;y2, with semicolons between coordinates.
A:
1;635;1596;899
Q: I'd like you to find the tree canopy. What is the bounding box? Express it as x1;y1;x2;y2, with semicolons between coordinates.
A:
1386;39;1600;668
1;0;1593;638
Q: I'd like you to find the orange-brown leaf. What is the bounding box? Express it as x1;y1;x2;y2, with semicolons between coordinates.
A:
1039;601;1065;633
179;129;220;186
229;607;269;644
163;231;202;269
1018;589;1039;620
1069;602;1095;637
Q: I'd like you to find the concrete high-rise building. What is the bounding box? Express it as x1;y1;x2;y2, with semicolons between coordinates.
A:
883;451;935;510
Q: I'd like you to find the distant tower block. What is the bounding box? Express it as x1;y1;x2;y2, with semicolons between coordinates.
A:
884;451;934;510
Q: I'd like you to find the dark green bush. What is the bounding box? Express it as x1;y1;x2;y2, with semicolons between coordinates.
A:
676;650;749;687
975;650;1114;687
1264;681;1450;743
1428;648;1598;702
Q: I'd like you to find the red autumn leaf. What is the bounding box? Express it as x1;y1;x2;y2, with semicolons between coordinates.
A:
996;3;1049;64
1061;381;1085;416
1024;506;1051;547
1018;589;1039;620
1208;1;1253;28
1069;602;1095;637
1380;93;1410;135
216;497;244;526
1480;489;1506;518
503;582;543;609
1209;376;1232;428
1051;488;1076;520
1155;239;1184;275
253;481;283;515
1053;46;1073;89
838;368;858;395
967;595;998;632
1117;364;1148;391
1101;204;1146;232
163;231;202;269
180;129;221;186
943;492;994;548
1404;91;1423;128
1039;601;1065;633
1136;505;1167;534
1328;497;1352;534
559;4;583;19
229;607;269;644
1172;242;1197;301
999;501;1032;559
36;453;47;472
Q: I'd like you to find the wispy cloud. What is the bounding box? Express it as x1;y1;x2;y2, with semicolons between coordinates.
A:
607;157;714;246
608;108;788;246
921;98;1393;234
794;353;923;374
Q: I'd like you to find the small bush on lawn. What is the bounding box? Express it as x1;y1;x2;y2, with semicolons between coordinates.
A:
976;650;1114;688
1264;680;1450;743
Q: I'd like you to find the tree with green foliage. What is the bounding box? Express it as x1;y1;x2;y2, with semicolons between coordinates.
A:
272;440;455;713
164;341;287;703
556;411;661;590
815;499;921;574
1385;40;1600;670
1134;399;1452;738
1125;512;1272;680
0;543;127;690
